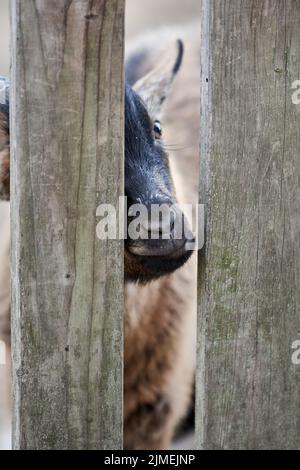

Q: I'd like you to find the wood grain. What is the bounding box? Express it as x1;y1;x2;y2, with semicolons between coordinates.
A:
197;0;300;449
10;0;124;449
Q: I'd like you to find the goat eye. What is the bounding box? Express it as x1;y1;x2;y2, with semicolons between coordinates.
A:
153;120;162;139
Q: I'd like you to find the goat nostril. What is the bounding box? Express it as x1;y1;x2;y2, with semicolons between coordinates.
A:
127;199;190;242
148;208;177;238
158;210;175;234
169;211;176;233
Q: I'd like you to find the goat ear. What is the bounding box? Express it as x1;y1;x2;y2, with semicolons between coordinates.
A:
133;39;184;118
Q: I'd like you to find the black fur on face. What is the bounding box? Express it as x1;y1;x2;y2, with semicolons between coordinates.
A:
124;82;193;283
125;82;173;208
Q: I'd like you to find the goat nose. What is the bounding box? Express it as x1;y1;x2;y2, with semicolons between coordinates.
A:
140;206;176;239
126;201;195;259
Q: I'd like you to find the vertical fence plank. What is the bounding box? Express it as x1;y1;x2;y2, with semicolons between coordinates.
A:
197;0;300;449
10;0;124;449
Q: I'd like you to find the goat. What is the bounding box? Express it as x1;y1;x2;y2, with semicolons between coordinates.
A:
0;25;199;449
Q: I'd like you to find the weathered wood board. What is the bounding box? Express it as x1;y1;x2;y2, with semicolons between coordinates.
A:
10;0;124;450
197;0;300;449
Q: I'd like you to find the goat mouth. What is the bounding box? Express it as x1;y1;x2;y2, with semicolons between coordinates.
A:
127;238;190;258
125;241;194;283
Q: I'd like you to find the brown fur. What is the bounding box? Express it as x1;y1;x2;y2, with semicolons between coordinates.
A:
0;204;10;345
124;258;196;449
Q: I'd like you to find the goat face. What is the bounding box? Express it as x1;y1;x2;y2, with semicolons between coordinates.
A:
0;46;194;284
125;41;194;283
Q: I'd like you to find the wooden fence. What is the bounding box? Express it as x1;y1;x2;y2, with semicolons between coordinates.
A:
8;0;300;450
197;0;300;450
10;0;124;449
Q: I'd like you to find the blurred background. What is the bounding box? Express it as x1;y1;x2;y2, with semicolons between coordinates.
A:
0;0;200;450
126;0;199;40
0;0;9;76
0;0;10;451
0;0;9;223
0;0;200;72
